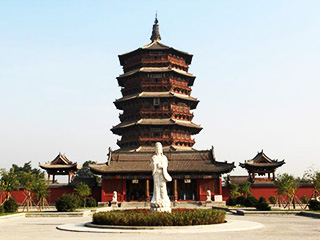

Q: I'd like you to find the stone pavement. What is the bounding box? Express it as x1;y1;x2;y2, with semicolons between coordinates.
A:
1;214;320;240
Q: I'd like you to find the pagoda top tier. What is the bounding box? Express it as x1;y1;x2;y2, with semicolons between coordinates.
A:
118;17;193;66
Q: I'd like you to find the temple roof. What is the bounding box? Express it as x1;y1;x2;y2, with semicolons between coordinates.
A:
117;67;195;79
89;147;234;175
239;150;285;169
111;118;202;135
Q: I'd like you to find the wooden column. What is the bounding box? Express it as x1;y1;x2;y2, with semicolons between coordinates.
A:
146;179;150;201
219;177;222;195
52;175;55;184
68;173;71;183
174;179;178;201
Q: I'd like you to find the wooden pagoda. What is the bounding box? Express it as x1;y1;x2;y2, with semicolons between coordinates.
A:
239;150;285;182
39;153;80;183
90;17;234;202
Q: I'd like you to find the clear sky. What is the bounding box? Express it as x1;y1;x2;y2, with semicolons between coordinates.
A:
1;0;319;178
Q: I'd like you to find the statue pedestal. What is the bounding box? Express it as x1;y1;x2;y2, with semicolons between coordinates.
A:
111;201;118;208
150;207;171;213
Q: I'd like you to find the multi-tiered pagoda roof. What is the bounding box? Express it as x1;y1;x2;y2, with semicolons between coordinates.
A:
90;17;234;176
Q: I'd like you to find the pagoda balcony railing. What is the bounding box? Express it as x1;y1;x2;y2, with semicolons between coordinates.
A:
141;58;169;63
117;137;173;146
139;109;172;114
139;137;172;142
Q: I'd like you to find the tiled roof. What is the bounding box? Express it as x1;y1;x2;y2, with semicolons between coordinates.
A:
89;148;235;175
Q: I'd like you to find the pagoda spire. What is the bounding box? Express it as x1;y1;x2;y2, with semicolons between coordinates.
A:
150;13;161;42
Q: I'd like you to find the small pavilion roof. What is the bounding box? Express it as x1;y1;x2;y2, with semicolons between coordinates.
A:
39;153;80;171
239;150;285;169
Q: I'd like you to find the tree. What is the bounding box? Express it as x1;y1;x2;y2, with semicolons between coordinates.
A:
0;168;19;202
20;172;37;211
239;182;251;197
74;182;91;207
229;183;240;198
75;161;96;178
303;167;320;198
274;173;300;209
33;175;50;211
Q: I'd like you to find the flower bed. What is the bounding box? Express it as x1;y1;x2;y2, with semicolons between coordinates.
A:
92;209;225;226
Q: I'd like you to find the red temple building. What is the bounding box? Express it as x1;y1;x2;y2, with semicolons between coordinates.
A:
39;153;80;183
90;17;234;203
239;150;285;183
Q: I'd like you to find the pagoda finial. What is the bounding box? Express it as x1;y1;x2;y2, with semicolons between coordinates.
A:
150;13;161;42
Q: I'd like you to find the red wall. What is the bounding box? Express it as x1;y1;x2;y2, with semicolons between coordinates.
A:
198;178;221;201
222;185;315;201
101;179;126;202
0;185;102;205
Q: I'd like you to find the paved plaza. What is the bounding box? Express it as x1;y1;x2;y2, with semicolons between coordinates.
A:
1;214;320;240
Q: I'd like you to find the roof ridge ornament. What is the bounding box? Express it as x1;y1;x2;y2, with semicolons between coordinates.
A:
150;13;161;42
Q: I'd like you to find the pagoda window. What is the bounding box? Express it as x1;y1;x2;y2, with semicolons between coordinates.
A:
149;51;163;56
153;98;160;109
143;132;149;137
153;132;161;138
150;73;163;78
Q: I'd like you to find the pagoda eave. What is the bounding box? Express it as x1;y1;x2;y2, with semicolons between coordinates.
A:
118;42;193;66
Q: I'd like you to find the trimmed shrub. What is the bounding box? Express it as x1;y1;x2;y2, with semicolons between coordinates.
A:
86;197;97;207
255;197;271;211
93;209;225;226
4;198;18;213
268;196;277;204
55;194;80;212
228;197;237;206
79;198;86;208
244;195;258;207
236;196;246;206
300;195;310;204
0;205;5;214
308;200;320;211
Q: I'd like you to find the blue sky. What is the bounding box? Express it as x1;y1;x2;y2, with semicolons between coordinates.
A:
0;0;319;178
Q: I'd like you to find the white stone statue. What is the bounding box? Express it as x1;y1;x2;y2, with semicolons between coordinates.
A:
206;190;212;202
112;191;117;203
150;142;172;212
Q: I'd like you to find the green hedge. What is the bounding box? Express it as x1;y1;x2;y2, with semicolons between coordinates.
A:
0;204;4;214
308;200;320;211
268;196;276;204
255;197;271;211
244;195;258;207
93;209;225;226
55;194;80;212
4;198;18;213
